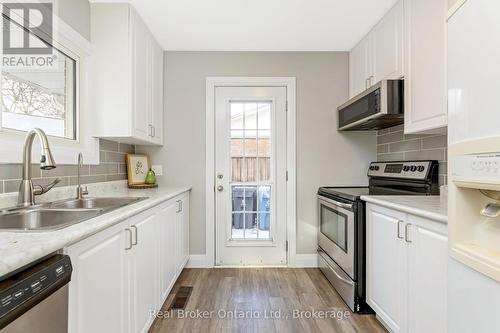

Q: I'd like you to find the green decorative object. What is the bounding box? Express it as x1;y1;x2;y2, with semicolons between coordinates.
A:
145;168;156;184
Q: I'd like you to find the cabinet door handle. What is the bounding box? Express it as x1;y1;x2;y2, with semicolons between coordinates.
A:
397;220;404;239
148;124;152;137
176;200;182;213
152;126;156;138
131;225;138;246
368;75;374;86
365;78;369;89
125;228;133;250
405;223;412;243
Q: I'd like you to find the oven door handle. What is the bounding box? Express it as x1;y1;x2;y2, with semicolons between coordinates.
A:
318;196;353;210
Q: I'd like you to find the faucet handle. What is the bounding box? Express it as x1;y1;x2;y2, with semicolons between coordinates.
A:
33;178;62;196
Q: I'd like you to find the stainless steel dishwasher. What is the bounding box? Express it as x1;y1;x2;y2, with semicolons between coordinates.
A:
0;254;72;333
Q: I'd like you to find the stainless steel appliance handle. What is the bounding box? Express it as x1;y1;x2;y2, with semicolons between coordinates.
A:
405;223;412;243
318;251;354;286
397;220;404;239
318;195;353;210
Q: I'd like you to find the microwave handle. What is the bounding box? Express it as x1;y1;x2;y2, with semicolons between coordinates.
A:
318;196;353;210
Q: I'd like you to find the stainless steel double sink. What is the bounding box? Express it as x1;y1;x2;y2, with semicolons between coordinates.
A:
0;197;147;232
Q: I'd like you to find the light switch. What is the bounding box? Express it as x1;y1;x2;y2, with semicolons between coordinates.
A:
152;165;163;176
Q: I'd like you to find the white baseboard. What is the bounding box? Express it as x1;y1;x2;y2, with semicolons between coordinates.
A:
294;254;318;267
186;254;208;268
186;254;318;268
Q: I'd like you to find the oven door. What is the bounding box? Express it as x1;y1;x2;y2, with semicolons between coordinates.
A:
317;195;355;279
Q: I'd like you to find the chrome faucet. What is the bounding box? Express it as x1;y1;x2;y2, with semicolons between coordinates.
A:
76;152;88;199
18;128;61;206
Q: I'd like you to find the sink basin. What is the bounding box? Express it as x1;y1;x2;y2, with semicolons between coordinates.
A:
51;197;145;210
0;208;103;231
0;197;148;231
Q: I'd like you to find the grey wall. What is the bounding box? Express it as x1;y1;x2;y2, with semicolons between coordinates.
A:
55;0;91;40
137;51;376;256
377;125;448;185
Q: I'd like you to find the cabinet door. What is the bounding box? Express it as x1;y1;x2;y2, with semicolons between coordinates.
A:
158;201;178;305
349;36;371;97
130;211;159;333
404;0;447;134
408;216;447;333
131;9;151;141
174;199;184;273
181;196;190;267
150;40;163;145
366;204;408;333
66;220;130;333
372;0;404;82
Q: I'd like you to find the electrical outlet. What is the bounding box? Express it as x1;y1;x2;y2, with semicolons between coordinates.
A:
151;165;163;176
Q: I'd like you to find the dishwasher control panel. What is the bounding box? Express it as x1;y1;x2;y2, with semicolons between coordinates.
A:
0;254;72;328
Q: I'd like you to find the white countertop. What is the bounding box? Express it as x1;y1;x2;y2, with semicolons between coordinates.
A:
0;181;191;278
361;195;448;224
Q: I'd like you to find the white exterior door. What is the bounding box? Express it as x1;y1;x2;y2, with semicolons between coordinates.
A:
215;86;287;266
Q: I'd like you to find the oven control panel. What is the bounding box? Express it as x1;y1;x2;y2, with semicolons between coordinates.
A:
368;161;435;180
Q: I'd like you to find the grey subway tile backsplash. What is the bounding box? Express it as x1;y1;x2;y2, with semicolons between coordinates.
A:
0;139;135;193
389;139;421;153
106;152;127;163
377;126;448;185
99;139;119;152
378;131;405;144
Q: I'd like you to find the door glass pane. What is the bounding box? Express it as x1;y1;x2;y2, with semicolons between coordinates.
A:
230;101;273;240
320;205;348;252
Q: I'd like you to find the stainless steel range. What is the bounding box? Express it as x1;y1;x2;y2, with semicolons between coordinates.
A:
317;160;439;313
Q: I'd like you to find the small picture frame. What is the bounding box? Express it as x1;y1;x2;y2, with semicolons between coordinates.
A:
126;154;151;185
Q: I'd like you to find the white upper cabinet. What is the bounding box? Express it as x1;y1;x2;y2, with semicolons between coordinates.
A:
349;37;371;97
372;0;404;83
150;40;164;145
349;0;404;98
403;0;447;134
91;3;164;145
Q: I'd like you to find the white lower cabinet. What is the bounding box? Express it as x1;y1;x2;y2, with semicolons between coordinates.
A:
158;194;189;306
366;203;447;333
66;192;190;333
129;210;159;333
66;220;130;333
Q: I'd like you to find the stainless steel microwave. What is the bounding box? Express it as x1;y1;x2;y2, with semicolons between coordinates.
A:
337;79;404;131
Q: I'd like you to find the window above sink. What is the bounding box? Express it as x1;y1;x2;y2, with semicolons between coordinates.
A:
0;3;98;164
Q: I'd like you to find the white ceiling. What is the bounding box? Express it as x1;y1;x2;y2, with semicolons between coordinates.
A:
90;0;399;51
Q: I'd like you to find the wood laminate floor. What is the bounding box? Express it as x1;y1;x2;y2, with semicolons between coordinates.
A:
149;268;386;333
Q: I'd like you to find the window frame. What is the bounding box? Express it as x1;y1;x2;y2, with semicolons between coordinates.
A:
0;3;99;165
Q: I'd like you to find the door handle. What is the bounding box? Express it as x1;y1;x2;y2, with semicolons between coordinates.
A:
148;125;152;137
125;228;133;250
217;185;224;192
365;78;369;89
130;225;138;246
405;223;412;243
397;220;404;239
176;200;182;213
152;126;156;138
